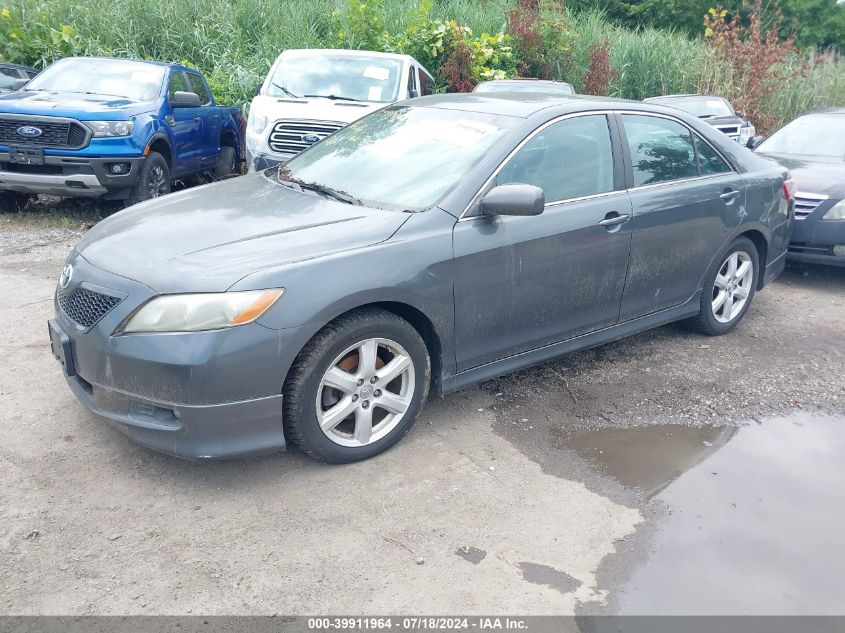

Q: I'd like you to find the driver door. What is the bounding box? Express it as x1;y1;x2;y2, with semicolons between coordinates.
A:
166;70;202;176
452;113;633;371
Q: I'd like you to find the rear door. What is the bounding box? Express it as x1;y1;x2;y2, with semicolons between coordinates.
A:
617;113;745;320
186;72;221;171
452;113;633;370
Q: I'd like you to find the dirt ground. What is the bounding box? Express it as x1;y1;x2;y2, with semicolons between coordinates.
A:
1;209;844;616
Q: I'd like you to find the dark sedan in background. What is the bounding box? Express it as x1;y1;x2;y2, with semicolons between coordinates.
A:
645;94;756;147
50;93;793;463
0;62;38;94
755;108;845;267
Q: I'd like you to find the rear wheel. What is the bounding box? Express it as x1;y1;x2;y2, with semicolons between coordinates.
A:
0;191;31;214
213;145;238;179
124;151;170;208
686;236;759;336
283;308;430;463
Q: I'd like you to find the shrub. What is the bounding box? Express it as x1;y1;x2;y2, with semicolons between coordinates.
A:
581;38;617;96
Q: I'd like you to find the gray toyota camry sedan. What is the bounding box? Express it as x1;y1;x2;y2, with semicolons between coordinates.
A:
49;93;794;463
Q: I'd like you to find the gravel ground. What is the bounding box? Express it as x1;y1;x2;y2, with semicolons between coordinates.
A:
1;211;843;616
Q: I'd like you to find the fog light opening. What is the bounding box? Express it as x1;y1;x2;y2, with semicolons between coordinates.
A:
833;245;845;257
108;162;131;175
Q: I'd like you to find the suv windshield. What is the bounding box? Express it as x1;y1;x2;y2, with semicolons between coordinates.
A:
267;54;403;103
25;58;165;101
282;105;517;210
758;113;845;158
653;96;734;118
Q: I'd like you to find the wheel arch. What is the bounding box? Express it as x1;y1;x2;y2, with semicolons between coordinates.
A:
738;228;769;290
146;134;173;171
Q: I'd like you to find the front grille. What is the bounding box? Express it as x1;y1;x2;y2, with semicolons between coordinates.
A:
267;119;346;155
58;288;121;329
0;117;89;149
714;125;740;140
794;192;828;219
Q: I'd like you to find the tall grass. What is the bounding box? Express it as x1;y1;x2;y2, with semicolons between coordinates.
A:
3;0;845;127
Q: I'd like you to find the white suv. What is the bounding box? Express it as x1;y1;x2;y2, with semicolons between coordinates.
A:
246;49;435;171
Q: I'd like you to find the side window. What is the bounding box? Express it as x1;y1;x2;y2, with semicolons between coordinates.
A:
495;115;615;203
0;68;18;79
622;114;697;187
25;71;38;79
417;69;432;96
695;135;732;176
407;67;417;96
167;71;189;101
187;73;212;105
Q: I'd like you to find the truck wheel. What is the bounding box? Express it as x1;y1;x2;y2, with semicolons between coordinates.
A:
213;146;238;179
0;191;31;214
124;152;170;208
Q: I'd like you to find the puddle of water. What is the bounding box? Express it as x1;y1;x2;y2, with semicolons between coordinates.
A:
518;561;581;594
455;546;487;564
570;413;845;615
566;424;735;497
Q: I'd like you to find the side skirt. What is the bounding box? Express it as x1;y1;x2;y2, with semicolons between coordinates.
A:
440;291;702;396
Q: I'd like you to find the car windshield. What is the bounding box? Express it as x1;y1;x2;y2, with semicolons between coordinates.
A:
25;58;165;101
267;54;403;103
282;105;517;210
654;96;734;118
757;113;845;158
476;81;574;95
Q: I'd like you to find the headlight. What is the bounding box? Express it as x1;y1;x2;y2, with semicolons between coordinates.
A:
248;113;267;134
120;289;284;333
823;200;845;220
739;125;755;144
87;120;135;137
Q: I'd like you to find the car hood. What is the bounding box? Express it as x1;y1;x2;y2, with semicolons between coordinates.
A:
0;90;157;117
250;94;383;126
758;153;845;198
77;173;411;293
703;115;748;127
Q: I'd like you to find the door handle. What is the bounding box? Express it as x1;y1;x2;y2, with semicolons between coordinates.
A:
598;213;631;228
720;189;740;202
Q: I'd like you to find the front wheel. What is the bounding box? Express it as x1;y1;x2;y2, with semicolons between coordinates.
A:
686;236;759;336
124;151;171;208
283;308;430;463
0;191;31;214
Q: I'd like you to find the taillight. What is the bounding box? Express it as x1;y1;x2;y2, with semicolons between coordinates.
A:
783;178;796;202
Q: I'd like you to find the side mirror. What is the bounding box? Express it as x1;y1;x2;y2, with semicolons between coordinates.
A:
747;135;765;150
11;78;29;91
171;91;202;108
408;89;419;99
480;184;545;217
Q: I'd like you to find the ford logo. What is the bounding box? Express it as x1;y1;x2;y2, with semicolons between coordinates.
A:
59;264;73;289
16;125;43;138
301;134;321;144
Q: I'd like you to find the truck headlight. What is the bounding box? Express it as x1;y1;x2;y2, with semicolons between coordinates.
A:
120;289;284;333
823;200;845;220
739;125;755;145
87;120;135;137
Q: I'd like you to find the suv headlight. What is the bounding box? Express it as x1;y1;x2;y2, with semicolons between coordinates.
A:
823;200;845;220
248;113;267;135
120;289;284;333
738;125;755;144
87;120;135;137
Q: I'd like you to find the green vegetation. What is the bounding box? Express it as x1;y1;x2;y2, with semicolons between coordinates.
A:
1;0;844;131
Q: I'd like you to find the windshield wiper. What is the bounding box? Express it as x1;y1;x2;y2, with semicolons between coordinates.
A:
277;170;361;205
303;94;362;102
272;82;300;99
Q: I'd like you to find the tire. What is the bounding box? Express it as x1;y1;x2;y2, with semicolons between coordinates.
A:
685;236;759;336
0;191;31;214
124;151;171;208
283;308;431;463
213;145;238;179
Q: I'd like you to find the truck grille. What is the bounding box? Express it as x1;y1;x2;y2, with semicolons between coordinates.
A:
794;192;828;219
0;116;90;149
267;119;345;156
58;288;122;329
714;124;740;140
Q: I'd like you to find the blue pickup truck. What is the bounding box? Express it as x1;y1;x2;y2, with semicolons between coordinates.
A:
0;57;245;212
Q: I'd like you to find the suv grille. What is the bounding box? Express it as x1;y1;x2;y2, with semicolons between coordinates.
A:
794;192;828;219
0;117;89;149
267;119;345;155
58;288;121;328
714;124;740;140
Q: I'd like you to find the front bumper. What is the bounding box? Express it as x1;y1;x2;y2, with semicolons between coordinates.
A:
49;252;320;459
0;152;144;198
787;200;845;268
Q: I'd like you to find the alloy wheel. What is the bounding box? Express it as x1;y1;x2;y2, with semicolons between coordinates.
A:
316;338;416;447
712;250;753;323
147;166;168;199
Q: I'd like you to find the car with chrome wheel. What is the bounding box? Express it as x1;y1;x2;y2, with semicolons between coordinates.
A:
754;108;845;267
50;93;793;463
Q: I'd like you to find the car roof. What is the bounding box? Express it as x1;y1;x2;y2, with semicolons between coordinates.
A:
410;92;643;118
645;94;728;102
479;79;571;85
60;56;183;69
805;107;845;116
